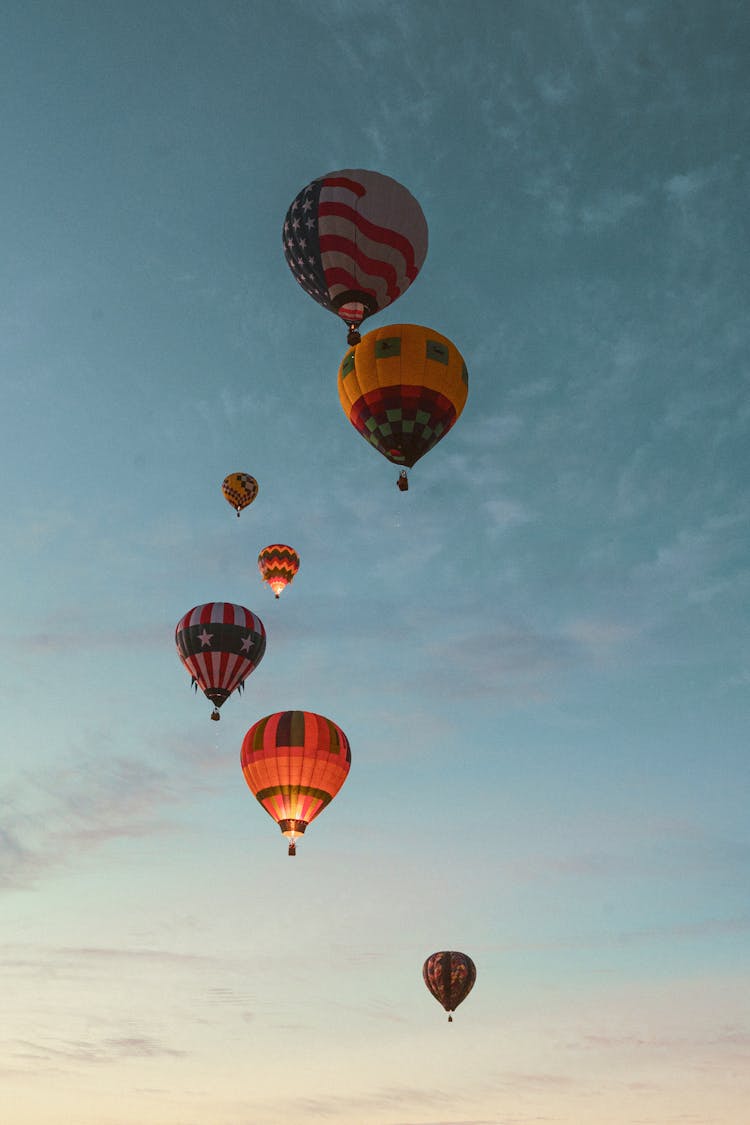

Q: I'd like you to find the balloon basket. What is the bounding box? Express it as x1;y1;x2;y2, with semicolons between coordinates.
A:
211;709;221;721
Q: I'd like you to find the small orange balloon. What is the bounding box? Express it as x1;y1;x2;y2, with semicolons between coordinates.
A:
258;544;300;599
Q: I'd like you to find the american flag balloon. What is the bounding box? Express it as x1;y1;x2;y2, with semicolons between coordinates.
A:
282;169;428;344
175;602;266;720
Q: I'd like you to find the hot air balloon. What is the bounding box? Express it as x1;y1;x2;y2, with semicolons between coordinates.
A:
175;602;266;720
282;169;428;345
258;544;300;599
422;951;476;1022
337;323;468;489
222;473;258;516
240;710;350;855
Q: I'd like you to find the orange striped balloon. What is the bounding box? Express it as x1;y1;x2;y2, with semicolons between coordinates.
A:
258;544;300;599
240;711;351;855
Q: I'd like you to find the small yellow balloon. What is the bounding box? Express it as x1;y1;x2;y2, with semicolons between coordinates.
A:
222;473;258;516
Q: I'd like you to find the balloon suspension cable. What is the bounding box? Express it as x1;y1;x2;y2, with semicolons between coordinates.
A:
288;840;297;857
211;708;221;721
347;325;361;346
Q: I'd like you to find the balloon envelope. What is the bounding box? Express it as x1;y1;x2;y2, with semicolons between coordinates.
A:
422;951;476;1020
283;169;428;338
175;602;266;718
222;473;258;515
338;323;468;470
241;710;351;853
258;544;300;599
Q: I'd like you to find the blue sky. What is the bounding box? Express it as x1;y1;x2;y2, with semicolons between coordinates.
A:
1;2;749;1123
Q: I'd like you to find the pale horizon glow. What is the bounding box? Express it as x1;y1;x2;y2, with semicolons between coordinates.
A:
1;2;748;1123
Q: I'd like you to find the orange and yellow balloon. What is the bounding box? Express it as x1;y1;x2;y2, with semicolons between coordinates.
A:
258;544;300;599
222;472;258;516
240;710;351;855
337;323;468;487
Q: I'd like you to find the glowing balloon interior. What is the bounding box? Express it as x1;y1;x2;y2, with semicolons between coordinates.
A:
241;710;351;855
258;544;300;599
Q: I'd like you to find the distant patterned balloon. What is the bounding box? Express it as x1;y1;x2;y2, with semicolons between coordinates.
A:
222;473;258;516
175;602;266;720
241;710;351;855
283;169;428;344
422;951;476;1022
338;323;468;486
258;544;300;599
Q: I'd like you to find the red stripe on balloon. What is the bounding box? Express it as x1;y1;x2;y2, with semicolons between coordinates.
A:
318;235;400;302
318;201;419;278
321;176;366;196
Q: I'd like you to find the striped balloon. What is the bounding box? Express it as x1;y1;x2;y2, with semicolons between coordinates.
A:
338;323;468;484
175;602;266;720
283;169;428;344
258;544;300;599
240;710;351;855
422;951;477;1022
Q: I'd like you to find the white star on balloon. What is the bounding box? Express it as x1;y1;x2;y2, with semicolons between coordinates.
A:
197;629;213;647
240;634;254;652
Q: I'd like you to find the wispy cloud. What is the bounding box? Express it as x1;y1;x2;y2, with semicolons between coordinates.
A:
632;511;748;600
12;621;168;654
580;189;646;230
537;70;576;105
664;167;719;205
0;729;228;891
563;616;639;655
413;623;575;702
9;1033;186;1066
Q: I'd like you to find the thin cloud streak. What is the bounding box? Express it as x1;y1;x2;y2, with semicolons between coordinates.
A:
0;729;228;891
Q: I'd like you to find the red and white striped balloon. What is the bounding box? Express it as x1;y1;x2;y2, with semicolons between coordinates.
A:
175;602;266;719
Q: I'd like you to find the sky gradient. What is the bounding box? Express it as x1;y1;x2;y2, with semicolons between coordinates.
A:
1;2;749;1123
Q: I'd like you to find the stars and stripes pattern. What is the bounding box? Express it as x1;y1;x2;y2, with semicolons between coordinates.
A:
282;169;428;330
175;602;266;710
